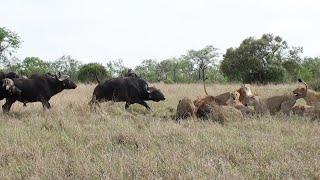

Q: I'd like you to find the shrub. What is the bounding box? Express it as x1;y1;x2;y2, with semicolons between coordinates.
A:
263;65;286;84
309;79;320;92
164;78;174;84
78;63;107;83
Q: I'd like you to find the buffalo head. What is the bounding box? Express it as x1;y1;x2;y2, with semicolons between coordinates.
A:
147;86;165;102
55;72;77;89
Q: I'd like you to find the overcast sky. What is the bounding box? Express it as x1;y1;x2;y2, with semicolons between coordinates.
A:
1;0;319;67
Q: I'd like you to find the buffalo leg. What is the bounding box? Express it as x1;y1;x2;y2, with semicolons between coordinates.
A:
89;95;101;110
43;102;51;109
2;98;16;113
40;97;51;109
125;102;131;109
138;101;151;110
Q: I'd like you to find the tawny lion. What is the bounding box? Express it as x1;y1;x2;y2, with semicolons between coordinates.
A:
175;97;197;120
193;91;242;110
237;84;254;104
292;104;314;117
247;79;308;115
2;78;22;95
293;80;320;106
195;84;254;107
196;101;243;124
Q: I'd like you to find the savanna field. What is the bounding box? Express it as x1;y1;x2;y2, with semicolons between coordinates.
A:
0;83;320;179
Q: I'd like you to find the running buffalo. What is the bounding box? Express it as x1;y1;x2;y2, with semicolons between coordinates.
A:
89;77;165;110
2;72;77;112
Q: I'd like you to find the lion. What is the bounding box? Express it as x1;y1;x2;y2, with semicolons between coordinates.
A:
196;102;243;124
2;78;22;95
246;95;270;115
175;97;197;120
226;91;253;115
248;94;302;115
215;84;254;106
291;103;320;120
195;91;244;123
193;95;218;108
237;84;254;104
292;104;314;117
214;91;241;105
293;79;320;106
247;79;308;115
194;90;253;115
194;90;246;108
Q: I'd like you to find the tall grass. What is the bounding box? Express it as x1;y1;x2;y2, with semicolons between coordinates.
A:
0;83;319;179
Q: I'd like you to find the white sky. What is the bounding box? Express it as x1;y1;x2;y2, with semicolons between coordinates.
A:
1;0;319;67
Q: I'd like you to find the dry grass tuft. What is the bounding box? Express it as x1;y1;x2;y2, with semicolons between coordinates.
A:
0;83;320;179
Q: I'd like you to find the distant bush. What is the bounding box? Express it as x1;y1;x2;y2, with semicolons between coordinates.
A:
78;63;107;83
309;79;320;92
164;78;174;84
20;57;50;77
263;65;287;84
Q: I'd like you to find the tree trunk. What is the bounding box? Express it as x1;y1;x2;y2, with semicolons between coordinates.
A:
202;67;206;81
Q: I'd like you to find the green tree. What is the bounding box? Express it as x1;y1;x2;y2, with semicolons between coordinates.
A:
221;34;302;83
4;56;22;72
206;65;228;83
157;59;172;81
0;27;21;66
179;57;195;83
300;57;320;90
185;45;219;82
282;46;303;81
20;57;50;76
263;65;287;83
106;59;126;77
134;59;159;82
78;63;107;83
50;55;81;80
302;57;320;78
169;58;180;82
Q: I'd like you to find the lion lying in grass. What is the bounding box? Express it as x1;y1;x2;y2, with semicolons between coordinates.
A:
175;97;197;120
176;89;247;123
246;79;308;115
196;102;244;124
293;85;320;106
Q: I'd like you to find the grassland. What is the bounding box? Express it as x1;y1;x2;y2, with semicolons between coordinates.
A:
0;83;320;179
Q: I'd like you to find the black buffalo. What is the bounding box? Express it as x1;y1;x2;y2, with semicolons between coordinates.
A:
2;73;77;112
124;69;138;78
0;71;20;80
89;77;165;110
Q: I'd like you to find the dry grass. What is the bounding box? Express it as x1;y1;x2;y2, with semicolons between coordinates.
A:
0;83;320;179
